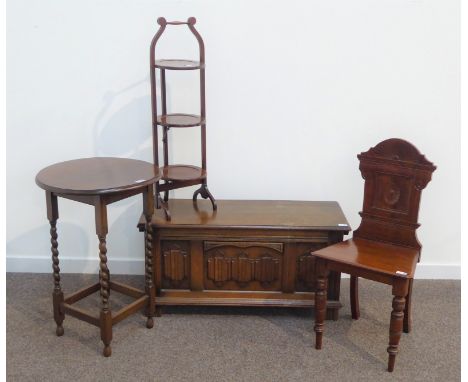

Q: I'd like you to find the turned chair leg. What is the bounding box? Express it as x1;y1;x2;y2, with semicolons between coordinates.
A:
387;294;406;372
314;260;329;350
350;275;360;320
143;185;156;329
403;279;413;333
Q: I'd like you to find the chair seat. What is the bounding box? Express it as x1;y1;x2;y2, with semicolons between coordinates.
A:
312;238;420;278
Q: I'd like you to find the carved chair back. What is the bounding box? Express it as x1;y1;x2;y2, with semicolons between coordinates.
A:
353;138;436;252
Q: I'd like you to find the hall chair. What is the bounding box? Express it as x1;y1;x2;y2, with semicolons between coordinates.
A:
312;138;436;372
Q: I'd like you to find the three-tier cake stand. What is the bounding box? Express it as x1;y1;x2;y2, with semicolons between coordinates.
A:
150;17;217;220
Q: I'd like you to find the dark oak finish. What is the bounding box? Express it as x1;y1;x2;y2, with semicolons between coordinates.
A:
160;165;207;182
154;59;204;70
316;239;420;277
312;138;436;372
36;157;161;357
150;17;216;220
138;199;350;318
350;275;359;319
156;114;205;128
36;157;158;195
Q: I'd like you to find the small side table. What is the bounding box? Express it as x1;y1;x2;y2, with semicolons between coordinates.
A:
35;157;161;357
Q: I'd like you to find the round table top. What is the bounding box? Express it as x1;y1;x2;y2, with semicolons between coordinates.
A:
35;157;162;195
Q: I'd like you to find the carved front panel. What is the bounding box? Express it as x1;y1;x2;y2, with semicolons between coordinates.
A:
372;173;412;215
295;243;327;292
161;241;190;289
204;242;282;291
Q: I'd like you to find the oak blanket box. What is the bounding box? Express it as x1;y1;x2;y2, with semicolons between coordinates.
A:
138;199;350;319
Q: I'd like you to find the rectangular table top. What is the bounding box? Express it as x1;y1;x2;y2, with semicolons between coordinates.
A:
140;199;351;232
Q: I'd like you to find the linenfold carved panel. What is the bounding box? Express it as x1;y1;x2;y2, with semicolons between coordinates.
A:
297;254;316;288
204;242;282;290
295;243;326;292
254;256;279;284
161;241;190;289
234;254;254;283
206;252;235;285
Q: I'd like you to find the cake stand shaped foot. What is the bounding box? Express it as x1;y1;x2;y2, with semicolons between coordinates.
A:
103;344;112;357
155;306;162;317
156;193;171;221
146;317;154;329
193;184;217;210
56;325;64;336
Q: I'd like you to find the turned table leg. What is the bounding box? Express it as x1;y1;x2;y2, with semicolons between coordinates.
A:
47;192;65;336
314;259;329;350
143;185;156;328
95;199;112;357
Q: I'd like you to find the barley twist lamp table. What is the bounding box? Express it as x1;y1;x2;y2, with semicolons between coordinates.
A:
35;157;161;357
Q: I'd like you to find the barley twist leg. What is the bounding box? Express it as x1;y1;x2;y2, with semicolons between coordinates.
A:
98;235;112;357
50;219;65;336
